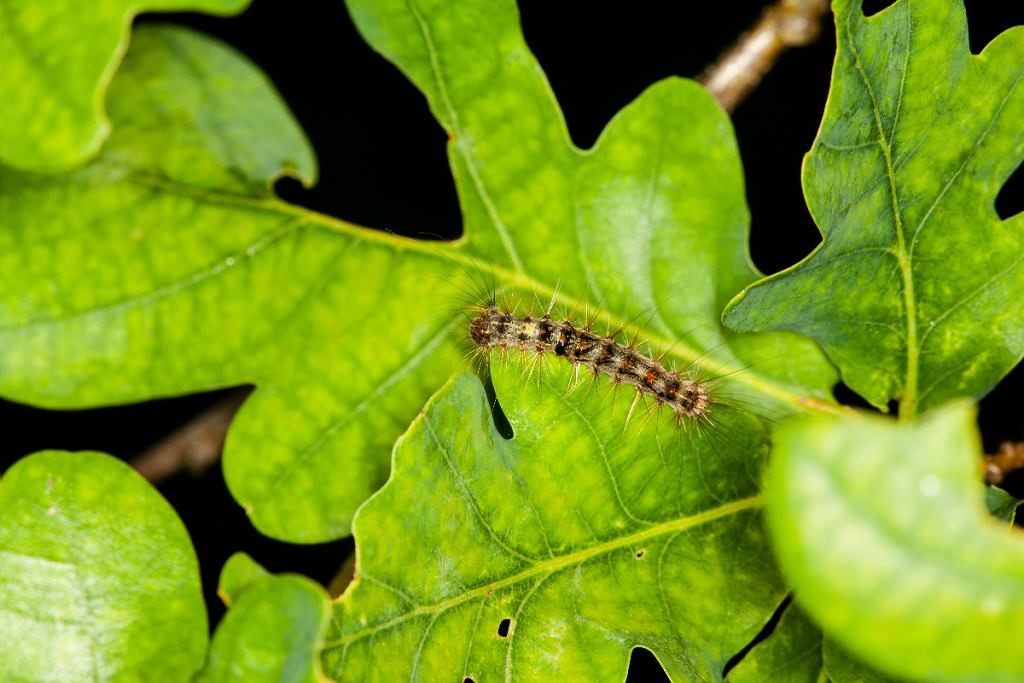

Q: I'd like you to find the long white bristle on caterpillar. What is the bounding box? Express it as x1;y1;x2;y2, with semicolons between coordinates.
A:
468;305;710;420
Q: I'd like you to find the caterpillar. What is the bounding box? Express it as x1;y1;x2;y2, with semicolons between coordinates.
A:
468;304;711;422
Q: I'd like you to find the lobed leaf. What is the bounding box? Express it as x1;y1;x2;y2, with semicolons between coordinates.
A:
344;0;836;402
326;368;786;681
0;0;835;543
0;0;249;171
0;25;463;542
765;402;1024;681
724;0;1024;416
0;451;207;682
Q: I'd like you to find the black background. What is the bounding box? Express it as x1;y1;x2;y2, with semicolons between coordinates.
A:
2;1;1023;679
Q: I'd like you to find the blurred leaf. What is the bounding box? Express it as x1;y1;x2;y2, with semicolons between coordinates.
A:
326;369;787;681
725;603;823;683
765;402;1024;681
218;551;272;606
0;0;248;171
985;486;1023;526
0;451;206;681
198;553;332;683
724;0;1024;416
0;2;835;543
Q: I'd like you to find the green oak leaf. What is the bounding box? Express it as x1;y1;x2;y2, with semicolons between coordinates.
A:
725;603;823;683
342;0;834;404
198;553;332;683
0;24;461;543
326;369;786;681
0;451;207;682
0;0;835;543
765;402;1024;682
723;0;1024;416
0;0;249;171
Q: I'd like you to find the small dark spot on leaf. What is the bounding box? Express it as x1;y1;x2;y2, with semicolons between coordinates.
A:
635;549;645;559
497;618;512;637
462;678;476;683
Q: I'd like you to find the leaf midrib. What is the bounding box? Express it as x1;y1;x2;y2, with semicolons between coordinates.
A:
324;493;763;648
16;163;838;415
843;13;919;418
840;9;1024;416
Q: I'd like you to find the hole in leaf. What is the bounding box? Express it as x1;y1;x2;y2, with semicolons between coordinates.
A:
887;398;900;417
964;3;1024;55
721;595;793;677
482;370;514;440
831;382;878;412
860;0;897;18
497;618;512;637
462;678;477;683
832;381;899;416
996;161;1024;221
625;647;669;682
635;549;646;559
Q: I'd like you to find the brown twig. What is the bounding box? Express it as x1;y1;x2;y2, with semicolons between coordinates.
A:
131;387;252;483
984;441;1024;486
699;0;831;112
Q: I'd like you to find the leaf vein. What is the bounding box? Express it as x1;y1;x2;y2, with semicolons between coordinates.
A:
404;0;524;271
423;411;539;563
917;249;1024;353
0;216;300;334
908;63;1024;256
503;572;553;683
326;496;761;649
844;14;919;415
250;317;457;510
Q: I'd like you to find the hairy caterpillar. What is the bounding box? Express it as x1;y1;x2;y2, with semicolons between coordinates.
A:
418;253;764;436
467;301;713;425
